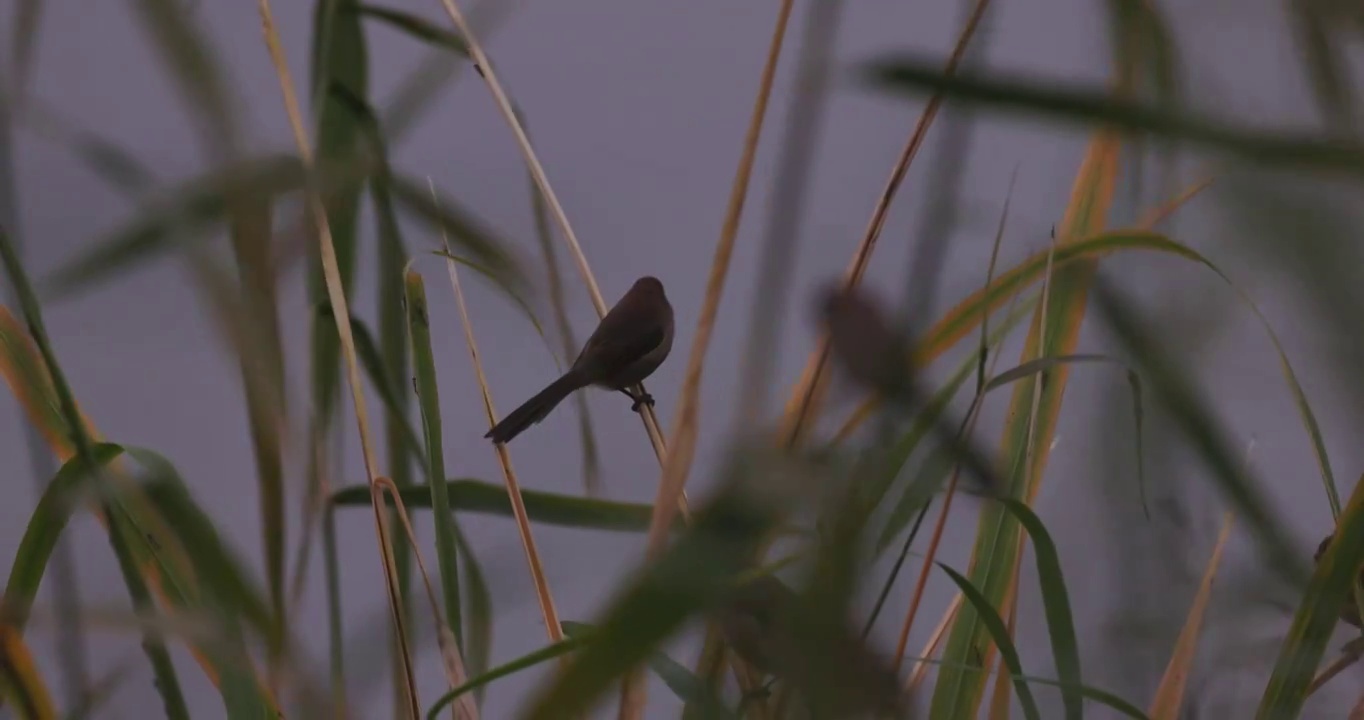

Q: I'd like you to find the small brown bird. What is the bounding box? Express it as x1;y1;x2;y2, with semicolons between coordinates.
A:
485;276;674;444
818;281;1004;498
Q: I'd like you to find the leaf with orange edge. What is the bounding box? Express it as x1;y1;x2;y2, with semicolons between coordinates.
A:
841;221;1339;540
1148;511;1235;719
0;310;75;457
0;305;279;715
0;624;58;720
988;596;1018;720
836;175;1211;441
929;130;1121;718
2;444;126;629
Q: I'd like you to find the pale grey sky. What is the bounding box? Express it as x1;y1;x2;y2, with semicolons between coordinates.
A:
3;0;1364;717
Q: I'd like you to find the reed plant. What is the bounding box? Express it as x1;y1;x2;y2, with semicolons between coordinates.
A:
3;0;1364;718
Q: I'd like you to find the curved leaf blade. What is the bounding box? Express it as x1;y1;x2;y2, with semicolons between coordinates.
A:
425;636;587;720
0;223;197;720
387;174;527;297
937;563;1043;720
431;248;554;360
996;498;1082;720
353;4;470;55
909;655;1151;720
870;295;1039;555
1093;280;1305;586
2;444;125;628
857;229;1328;523
124;447;276;638
0;625;58;720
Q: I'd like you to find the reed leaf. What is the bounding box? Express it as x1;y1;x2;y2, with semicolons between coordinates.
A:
0;225;200;720
938;563;1043;720
862;57;1364;179
1256;470;1364;718
333;478;674;534
354;4;470;54
37;155;312;300
1148;512;1234;719
2;445;124;629
516;450;787;718
0;625;58;720
996;499;1083;720
404;272;463;652
929;130;1120;718
0;308;276;712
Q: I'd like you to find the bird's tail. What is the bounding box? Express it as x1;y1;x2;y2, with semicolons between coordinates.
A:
485;370;586;444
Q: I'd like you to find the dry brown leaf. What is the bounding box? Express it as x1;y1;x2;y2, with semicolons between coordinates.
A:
1147;511;1236;719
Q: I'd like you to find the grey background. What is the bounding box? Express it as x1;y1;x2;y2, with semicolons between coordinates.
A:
3;0;1364;717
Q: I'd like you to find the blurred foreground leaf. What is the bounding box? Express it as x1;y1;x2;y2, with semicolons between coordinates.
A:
869;294;1037;553
0;624;57;720
515;448;793;718
862;56;1364;178
561;621;736;719
37;155;317;300
307;0;370;438
1093;279;1306;585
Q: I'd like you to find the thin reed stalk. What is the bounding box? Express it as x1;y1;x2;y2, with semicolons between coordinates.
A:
776;0;996;447
429;0;679;498
436;217;565;651
375;476;479;720
255;1;421;714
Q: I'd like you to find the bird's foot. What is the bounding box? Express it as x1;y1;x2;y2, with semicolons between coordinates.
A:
630;392;655;412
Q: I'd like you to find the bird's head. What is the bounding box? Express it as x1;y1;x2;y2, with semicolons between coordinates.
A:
817;282;878;330
634;276;666;296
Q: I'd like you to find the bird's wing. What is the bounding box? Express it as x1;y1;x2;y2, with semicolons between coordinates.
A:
573;295;667;374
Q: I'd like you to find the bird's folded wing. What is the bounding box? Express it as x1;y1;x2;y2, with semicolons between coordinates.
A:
580;324;665;372
574;293;668;370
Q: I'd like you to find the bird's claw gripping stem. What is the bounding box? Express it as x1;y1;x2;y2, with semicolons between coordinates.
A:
627;390;655;412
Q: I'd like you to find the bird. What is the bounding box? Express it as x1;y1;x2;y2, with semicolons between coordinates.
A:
818;282;914;400
484;276;674;445
817;282;1004;498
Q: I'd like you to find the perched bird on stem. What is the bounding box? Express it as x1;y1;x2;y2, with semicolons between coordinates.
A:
485;276;674;444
